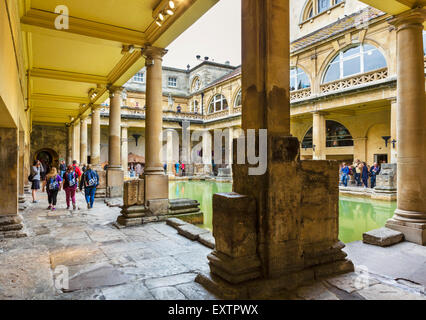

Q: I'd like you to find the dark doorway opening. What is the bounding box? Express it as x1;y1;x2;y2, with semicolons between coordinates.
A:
374;154;388;164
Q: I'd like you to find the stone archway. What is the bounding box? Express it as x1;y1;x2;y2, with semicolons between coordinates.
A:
34;148;59;174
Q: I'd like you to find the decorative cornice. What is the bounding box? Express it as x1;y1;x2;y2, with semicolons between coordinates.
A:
387;7;426;31
29;68;108;84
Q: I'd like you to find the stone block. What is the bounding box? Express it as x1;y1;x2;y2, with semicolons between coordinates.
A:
148;199;169;216
363;227;404;247
96;170;106;188
386;219;426;246
107;169;124;198
198;232;215;249
212;192;257;258
176;224;209;241
145;174;168;201
166;218;188;228
170;212;204;225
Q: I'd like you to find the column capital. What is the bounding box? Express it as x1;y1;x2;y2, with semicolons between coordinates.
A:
388;7;426;31
107;86;125;98
80;115;88;121
142;45;168;63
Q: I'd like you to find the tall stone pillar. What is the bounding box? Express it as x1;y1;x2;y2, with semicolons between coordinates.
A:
107;86;124;197
312;112;326;160
390;98;398;164
90;105;101;166
80;116;88;165
197;0;352;299
121;124;129;176
386;8;426;245
142;46;169;213
0;128;25;238
73;121;80;163
67;124;72;165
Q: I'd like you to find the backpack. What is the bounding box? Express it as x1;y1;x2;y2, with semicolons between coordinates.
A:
48;176;60;191
67;172;77;187
85;170;98;187
28;174;34;182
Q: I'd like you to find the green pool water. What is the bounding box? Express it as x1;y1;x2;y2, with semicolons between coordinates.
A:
169;181;396;243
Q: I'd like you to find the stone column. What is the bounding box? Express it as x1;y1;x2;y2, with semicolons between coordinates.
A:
386;8;426;245
67;124;72;165
390;98;398;164
80;116;88;165
312;112;326;160
196;0;352;298
90;105;101;166
106;86;124;197
166;130;175;176
121;124;129;176
73;121;80;163
142;46;169;213
18;131;25;205
0;127;25;238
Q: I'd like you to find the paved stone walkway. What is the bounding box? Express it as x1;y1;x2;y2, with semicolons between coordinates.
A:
0;191;425;300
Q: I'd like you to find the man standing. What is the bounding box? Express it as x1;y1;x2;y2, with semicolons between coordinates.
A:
79;165;99;209
59;160;67;179
353;159;362;187
340;163;350;187
72;160;82;178
370;162;381;189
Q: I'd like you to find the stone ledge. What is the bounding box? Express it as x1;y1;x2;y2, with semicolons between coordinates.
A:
363;227;404;247
176;224;210;241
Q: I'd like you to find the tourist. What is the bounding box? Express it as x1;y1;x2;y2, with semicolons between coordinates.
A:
340;163;350;187
81;164;87;173
175;161;180;176
42;167;62;211
59;160;67;179
30;160;43;203
361;162;369;188
181;162;186;176
163;163;167;174
79;165;99;210
353;159;362;187
72;160;82;178
63;165;78;210
135;163;142;177
370;162;381;189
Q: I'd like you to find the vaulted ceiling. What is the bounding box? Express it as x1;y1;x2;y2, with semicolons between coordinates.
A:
19;0;218;124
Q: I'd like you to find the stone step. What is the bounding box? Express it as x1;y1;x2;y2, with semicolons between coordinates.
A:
362;227;404;247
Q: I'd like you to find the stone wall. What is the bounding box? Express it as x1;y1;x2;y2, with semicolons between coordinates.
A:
30;125;67;167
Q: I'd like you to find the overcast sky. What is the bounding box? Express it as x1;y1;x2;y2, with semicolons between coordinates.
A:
163;0;241;69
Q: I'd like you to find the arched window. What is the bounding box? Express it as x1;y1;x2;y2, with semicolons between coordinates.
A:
208;94;229;113
302;0;343;21
302;128;313;149
301;120;353;149
326;120;353;147
323;44;387;83
234;90;242;107
191;100;199;113
291;67;311;91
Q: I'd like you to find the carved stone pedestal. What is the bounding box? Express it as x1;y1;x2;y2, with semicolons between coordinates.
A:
106;167;124;198
0;215;26;239
372;164;397;201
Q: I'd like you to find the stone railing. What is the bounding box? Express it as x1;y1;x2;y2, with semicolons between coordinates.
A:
163;111;203;121
290;88;312;101
320;68;388;94
204;109;230;121
233;106;242;114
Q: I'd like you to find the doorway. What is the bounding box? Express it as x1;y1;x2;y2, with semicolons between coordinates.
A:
374;154;388;164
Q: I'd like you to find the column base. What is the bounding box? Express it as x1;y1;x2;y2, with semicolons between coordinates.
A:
196;258;354;300
107;167;124;198
144;174;168;203
386;218;426;246
0;215;26;239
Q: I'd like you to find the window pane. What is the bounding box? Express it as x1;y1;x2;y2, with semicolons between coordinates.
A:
318;0;330;13
343;56;361;77
290;75;297;91
364;48;387;72
343;46;360;58
324;62;340;83
298;70;310;89
423;31;426;56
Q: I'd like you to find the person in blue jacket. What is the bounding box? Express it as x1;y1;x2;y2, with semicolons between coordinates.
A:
369;162;381;188
361;162;369;188
340;163;350;187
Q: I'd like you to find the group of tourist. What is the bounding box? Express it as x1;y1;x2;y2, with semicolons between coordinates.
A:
163;162;186;176
29;159;99;211
340;160;381;188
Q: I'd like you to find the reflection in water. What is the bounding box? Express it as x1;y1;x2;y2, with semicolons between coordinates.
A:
169;182;396;243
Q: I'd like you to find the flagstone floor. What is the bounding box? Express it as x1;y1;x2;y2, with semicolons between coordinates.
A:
0;190;425;300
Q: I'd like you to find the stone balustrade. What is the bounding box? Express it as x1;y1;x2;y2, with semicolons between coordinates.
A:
320;68;388;94
290;88;312;101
